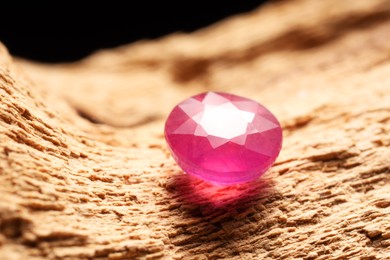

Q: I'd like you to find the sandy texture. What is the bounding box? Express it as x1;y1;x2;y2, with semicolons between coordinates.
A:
1;0;390;259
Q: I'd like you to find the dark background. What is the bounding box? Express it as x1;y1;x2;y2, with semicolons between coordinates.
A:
0;2;268;63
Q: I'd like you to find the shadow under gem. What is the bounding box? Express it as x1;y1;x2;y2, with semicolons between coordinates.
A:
163;172;279;255
166;172;276;217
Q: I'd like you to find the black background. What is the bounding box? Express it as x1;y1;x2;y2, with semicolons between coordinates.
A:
0;2;268;63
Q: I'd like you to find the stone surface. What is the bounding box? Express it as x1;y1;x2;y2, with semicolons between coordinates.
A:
1;0;390;259
165;92;282;184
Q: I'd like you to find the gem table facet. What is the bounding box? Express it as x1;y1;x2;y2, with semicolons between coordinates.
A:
164;92;282;185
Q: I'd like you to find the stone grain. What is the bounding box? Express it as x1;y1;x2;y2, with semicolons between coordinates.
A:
1;0;390;259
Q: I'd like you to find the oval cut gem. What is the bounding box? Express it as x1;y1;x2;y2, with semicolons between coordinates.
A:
165;92;282;184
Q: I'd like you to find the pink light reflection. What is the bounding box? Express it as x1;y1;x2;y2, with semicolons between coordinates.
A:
166;173;274;211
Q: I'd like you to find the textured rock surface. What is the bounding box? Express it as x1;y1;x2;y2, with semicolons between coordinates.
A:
1;0;390;259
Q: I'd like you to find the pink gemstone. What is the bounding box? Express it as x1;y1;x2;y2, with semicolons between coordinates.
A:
165;92;282;185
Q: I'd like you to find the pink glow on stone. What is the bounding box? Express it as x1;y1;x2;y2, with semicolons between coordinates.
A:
165;92;282;185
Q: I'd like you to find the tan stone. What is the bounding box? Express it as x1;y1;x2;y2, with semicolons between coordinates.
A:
1;0;390;259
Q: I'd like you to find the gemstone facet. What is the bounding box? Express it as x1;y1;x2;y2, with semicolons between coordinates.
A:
165;92;282;185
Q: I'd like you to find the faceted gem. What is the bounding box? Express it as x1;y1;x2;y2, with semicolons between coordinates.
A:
164;92;282;185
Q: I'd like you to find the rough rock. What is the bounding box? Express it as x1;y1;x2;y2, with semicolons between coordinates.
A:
1;0;390;259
